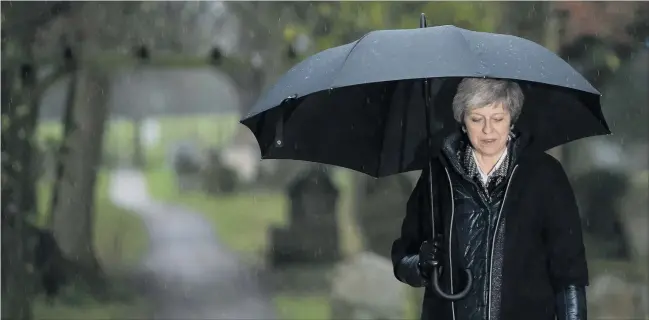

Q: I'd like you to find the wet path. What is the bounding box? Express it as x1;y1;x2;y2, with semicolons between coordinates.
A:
109;169;276;319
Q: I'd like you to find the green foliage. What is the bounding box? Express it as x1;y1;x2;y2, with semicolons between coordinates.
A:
279;2;506;56
625;3;649;43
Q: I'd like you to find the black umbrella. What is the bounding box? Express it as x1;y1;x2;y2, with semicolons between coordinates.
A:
241;14;611;300
241;21;609;177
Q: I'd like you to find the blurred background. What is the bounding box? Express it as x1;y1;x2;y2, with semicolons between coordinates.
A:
1;1;647;319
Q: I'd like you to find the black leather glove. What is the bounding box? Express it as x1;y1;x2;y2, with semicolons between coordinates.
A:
555;285;587;320
417;240;442;280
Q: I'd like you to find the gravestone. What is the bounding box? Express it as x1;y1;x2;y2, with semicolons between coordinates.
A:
255;159;311;191
201;148;238;195
620;172;649;261
573;169;631;259
268;167;341;268
330;251;408;319
141;118;161;149
170;142;203;193
220;143;261;184
357;175;414;258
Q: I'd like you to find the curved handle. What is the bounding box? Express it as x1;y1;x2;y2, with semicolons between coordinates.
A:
431;267;473;301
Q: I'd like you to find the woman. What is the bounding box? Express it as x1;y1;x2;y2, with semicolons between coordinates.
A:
391;78;588;320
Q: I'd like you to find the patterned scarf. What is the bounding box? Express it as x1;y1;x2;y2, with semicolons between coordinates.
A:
459;143;511;195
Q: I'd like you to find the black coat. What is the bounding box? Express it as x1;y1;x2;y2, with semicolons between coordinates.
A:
391;132;589;320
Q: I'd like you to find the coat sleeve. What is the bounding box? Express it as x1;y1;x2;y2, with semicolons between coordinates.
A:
391;170;427;287
542;156;589;289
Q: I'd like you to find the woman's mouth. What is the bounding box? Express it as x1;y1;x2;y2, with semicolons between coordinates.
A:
481;139;497;144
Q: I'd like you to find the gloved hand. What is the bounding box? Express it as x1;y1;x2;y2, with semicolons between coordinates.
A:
417;240;442;280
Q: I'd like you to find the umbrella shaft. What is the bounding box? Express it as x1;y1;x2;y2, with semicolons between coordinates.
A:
422;78;438;239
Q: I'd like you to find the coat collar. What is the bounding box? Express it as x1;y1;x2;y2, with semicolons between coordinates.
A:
439;128;532;182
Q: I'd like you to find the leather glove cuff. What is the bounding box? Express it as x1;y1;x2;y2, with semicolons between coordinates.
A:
396;255;428;287
555;285;587;320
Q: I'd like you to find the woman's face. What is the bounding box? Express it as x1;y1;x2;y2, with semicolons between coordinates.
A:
464;102;511;157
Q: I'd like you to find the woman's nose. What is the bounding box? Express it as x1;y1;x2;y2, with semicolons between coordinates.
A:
482;122;492;134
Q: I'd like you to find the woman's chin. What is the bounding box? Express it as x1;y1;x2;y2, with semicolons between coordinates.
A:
475;144;506;157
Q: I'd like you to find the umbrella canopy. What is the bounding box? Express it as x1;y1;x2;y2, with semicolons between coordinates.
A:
241;25;610;178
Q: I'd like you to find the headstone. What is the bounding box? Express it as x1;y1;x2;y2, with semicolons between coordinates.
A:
330;251;408;320
201;148;238;195
141;118;161;149
620;172;649;261
268;167;341;267
220;144;260;184
170;141;203;193
255;159;311;191
357;175;414;258
573;169;631;259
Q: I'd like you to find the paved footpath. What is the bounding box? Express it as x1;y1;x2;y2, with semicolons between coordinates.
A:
109;169;276;319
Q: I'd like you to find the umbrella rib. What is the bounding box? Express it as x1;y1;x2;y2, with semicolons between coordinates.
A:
453;27;490;77
330;32;374;89
375;82;399;177
398;81;414;173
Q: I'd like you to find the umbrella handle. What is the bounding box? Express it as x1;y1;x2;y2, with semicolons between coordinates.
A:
431;267;473;301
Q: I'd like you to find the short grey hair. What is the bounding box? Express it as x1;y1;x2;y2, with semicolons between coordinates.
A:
452;78;524;123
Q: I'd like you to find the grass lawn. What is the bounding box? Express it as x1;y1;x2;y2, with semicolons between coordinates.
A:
31;171;149;319
273;295;332;320
146;168;340;319
146;168;288;262
32;297;146;320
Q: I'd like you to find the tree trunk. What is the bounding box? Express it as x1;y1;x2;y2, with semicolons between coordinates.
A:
131;115;145;168
1;66;35;320
18;67;43;221
49;68;79;227
49;65;112;282
1;215;33;320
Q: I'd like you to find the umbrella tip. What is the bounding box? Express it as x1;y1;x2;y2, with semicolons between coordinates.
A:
420;13;427;28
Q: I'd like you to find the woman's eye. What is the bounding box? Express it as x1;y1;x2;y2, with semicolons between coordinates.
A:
471;118;481;122
493;118;503;122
